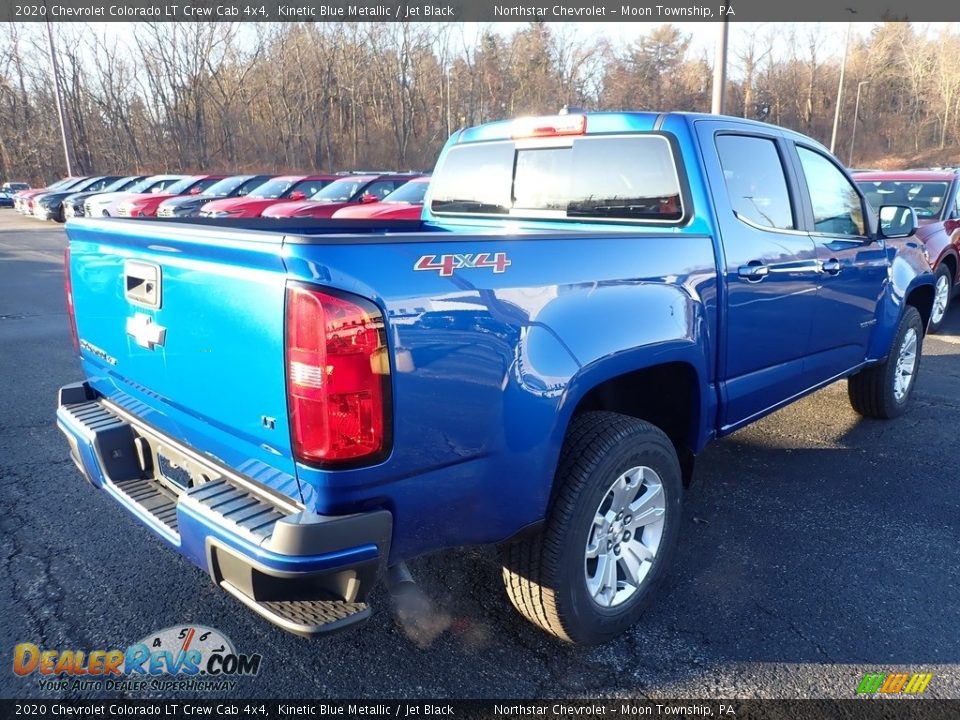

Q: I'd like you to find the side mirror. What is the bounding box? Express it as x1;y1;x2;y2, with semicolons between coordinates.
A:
189;187;202;195
288;191;306;201
878;204;918;239
360;192;378;204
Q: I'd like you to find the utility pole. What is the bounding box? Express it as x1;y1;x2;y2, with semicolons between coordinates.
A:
830;20;853;154
848;80;869;167
712;19;729;115
43;12;75;175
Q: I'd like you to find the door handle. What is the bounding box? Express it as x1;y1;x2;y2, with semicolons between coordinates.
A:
738;263;769;281
821;259;842;275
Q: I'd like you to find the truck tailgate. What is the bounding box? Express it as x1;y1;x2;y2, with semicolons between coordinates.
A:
66;218;302;502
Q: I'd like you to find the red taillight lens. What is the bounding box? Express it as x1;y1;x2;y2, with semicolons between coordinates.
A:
64;246;79;353
511;114;587;139
285;284;390;466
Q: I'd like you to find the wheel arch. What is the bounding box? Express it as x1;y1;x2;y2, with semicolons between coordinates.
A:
906;282;935;333
938;251;958;284
550;353;709;503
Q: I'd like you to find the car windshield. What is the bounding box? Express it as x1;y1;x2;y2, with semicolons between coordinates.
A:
163;177;200;195
311;178;370;203
249;178;296;199
200;176;250;196
127;177;170;193
856;180;951;219
102;177;140;192
80;177;119;192
384;179;428;204
59;178;89;191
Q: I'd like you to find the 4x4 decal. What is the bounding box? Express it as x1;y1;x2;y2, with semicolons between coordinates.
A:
414;252;511;277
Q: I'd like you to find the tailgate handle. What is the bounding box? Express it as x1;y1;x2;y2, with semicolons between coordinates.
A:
124;261;162;309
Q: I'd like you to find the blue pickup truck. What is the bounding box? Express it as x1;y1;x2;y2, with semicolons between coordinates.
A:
58;112;933;645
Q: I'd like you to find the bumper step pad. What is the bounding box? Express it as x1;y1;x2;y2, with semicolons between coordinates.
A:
220;580;371;637
59;390;385;639
186;479;289;544
114;477;180;533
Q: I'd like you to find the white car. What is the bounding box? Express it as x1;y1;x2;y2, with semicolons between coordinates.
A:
83;175;186;217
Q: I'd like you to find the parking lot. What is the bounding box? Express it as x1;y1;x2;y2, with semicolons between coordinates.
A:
1;209;959;700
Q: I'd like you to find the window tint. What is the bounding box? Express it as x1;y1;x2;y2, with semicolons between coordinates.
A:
715;135;795;230
294;179;332;197
364;181;399;200
430;136;683;221
797;147;865;236
237;176;269;196
189;177;221;193
84;177;112;192
384;179;429;203
855;180;949;219
201;176;249;197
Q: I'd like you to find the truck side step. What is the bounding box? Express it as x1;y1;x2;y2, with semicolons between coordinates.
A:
219;580;371;637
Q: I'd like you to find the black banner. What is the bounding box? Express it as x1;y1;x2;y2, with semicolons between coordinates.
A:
0;0;959;22
1;700;960;720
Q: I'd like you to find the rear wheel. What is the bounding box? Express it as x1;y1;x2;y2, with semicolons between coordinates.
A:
848;305;923;419
499;412;682;645
929;264;953;333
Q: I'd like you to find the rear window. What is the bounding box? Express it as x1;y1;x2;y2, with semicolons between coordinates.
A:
430;135;684;222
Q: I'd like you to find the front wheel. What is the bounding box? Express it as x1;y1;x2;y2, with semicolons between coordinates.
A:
848;305;924;419
928;264;953;333
499;412;682;645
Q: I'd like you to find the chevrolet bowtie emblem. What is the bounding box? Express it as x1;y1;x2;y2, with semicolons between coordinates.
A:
126;313;167;350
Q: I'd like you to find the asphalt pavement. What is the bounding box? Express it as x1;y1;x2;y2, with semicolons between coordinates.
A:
1;210;958;700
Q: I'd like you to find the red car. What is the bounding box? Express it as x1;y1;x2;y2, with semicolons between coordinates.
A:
115;175;226;218
331;176;430;221
262;174;422;219
856;170;960;331
198;175;336;218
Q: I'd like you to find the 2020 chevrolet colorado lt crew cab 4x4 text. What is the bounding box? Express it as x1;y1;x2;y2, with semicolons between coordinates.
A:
58;112;933;644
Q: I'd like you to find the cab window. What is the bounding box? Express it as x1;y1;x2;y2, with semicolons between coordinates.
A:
715;134;796;230
796;147;865;236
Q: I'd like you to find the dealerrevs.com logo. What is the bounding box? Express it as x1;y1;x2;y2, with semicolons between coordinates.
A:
13;625;262;693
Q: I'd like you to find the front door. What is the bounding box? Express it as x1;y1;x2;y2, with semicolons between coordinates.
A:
793;144;887;380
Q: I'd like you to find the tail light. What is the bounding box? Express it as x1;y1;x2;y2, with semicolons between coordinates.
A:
285;283;391;466
64;247;79;353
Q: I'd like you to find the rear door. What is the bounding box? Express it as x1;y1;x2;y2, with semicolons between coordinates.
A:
67;219;302;502
697;122;821;430
791;143;887;379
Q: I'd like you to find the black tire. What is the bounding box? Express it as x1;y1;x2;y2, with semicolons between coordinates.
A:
499;411;683;645
848;305;924;419
928;264;953;333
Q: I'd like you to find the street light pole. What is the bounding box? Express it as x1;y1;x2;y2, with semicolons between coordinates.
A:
711;19;729;115
830;21;853;154
43;10;75;176
848;80;869;167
